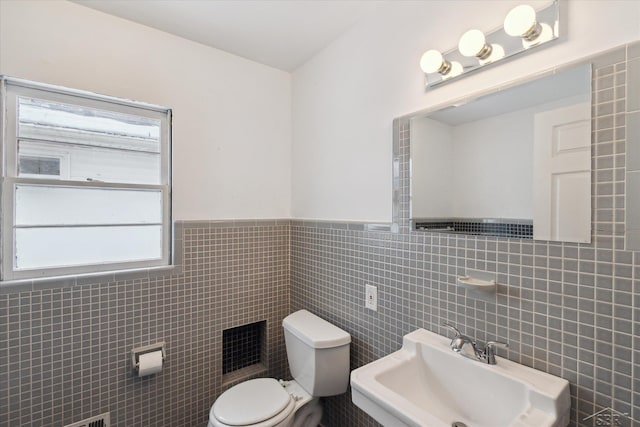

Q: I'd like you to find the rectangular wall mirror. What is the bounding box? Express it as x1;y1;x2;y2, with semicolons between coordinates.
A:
408;64;592;243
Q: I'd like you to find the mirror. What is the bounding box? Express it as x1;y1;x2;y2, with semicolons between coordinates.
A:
409;64;592;242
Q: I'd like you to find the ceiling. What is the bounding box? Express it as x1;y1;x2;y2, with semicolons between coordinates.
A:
72;0;383;72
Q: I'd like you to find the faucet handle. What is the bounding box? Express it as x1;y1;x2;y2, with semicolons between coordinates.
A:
484;340;509;365
442;322;461;337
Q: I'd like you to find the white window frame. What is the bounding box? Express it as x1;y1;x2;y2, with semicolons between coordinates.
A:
0;76;172;281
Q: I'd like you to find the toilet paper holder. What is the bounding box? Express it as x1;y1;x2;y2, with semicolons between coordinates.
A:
131;342;166;374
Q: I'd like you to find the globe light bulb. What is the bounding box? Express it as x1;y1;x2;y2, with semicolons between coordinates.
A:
420;49;450;74
458;29;491;59
504;4;538;39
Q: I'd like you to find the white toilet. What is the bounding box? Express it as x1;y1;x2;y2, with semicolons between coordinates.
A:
208;309;351;427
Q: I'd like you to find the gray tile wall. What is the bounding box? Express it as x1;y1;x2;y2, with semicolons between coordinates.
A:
0;220;290;427
291;43;640;427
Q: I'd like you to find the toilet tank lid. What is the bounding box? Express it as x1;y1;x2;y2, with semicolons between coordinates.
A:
283;310;351;349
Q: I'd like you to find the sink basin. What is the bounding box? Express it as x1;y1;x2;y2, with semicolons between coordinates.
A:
350;329;570;427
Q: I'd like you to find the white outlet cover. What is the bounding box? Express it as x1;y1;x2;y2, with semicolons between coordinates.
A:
365;284;377;311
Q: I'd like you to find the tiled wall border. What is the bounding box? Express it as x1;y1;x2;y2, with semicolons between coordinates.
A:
291;41;640;427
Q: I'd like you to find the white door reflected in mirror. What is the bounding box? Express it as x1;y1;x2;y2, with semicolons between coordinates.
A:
533;102;591;242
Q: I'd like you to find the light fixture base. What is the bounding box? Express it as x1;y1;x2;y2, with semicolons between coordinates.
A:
476;43;493;60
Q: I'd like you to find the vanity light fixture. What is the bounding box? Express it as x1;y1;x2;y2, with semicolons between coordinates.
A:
420;0;559;88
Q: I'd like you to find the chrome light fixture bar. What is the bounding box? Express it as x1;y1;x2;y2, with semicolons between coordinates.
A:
421;0;559;88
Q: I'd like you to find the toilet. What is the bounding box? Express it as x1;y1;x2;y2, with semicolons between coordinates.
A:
208;309;351;427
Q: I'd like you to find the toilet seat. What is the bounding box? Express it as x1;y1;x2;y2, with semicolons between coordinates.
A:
211;378;295;427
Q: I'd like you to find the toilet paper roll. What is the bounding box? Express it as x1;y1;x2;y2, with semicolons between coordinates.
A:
138;350;163;377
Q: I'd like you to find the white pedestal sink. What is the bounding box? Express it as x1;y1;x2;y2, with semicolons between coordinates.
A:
350;329;570;427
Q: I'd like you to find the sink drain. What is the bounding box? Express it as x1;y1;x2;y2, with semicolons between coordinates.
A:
452;423;468;427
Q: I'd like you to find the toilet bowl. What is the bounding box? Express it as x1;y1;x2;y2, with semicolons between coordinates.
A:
208;310;351;427
208;379;321;427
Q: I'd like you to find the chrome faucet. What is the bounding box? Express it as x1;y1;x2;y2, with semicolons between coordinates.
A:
443;323;483;358
443;323;508;365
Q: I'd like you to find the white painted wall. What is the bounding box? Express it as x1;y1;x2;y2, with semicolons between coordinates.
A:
292;0;640;222
0;0;292;220
451;110;533;219
411;109;532;220
410;117;453;218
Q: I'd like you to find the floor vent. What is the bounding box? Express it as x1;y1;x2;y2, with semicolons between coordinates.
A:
64;412;111;427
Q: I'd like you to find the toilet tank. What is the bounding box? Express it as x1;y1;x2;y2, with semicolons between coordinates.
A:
282;310;351;397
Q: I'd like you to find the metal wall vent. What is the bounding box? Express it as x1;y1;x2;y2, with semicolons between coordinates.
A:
64;412;111;427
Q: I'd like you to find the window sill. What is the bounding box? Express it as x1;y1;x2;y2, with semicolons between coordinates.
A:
0;264;181;294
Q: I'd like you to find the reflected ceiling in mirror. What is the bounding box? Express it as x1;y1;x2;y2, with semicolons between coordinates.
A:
409;64;592;242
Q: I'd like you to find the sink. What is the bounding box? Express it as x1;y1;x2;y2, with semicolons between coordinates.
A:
350;329;570;427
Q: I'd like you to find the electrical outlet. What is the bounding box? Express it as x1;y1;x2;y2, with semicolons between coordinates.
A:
365;284;377;311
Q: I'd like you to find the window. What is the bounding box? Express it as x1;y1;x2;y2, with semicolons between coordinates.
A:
0;77;172;281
